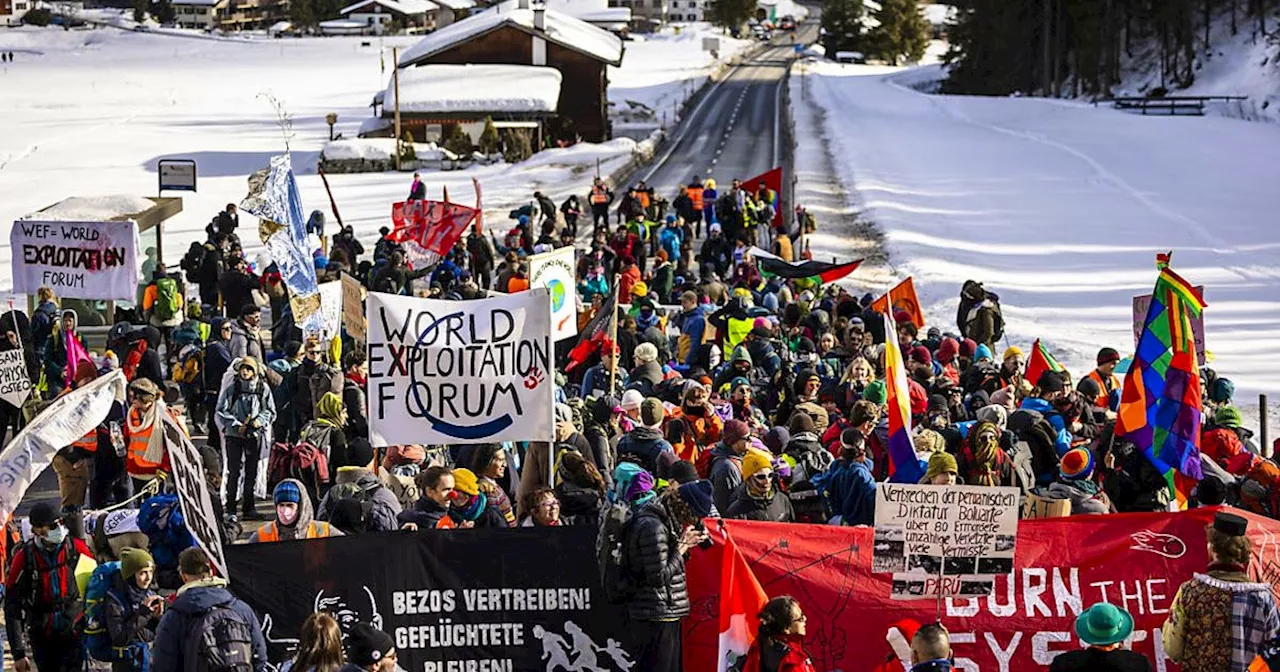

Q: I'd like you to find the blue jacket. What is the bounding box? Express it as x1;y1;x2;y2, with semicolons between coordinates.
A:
702;187;718;223
580;364;627;399
1019;397;1073;456
151;579;268;672
823;458;877;526
615;427;674;475
659;227;683;263
216;377;277;440
579;275;609;302
678;306;709;368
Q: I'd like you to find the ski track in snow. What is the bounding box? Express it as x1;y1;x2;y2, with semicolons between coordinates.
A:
799;60;1280;396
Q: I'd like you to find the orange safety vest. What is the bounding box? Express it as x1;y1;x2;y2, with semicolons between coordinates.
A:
636;190;651;209
688;186;704;211
255;520;334;542
590;185;609;205
1086;370;1120;408
126;409;164;477
71;429;98;454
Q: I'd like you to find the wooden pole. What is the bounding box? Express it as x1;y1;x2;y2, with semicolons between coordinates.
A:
393;46;402;172
607;273;621;395
1262;394;1270;458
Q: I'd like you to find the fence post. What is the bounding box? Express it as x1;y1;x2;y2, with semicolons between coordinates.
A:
1261;394;1270;458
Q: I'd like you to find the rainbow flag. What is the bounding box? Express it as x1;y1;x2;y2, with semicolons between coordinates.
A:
1024;338;1065;389
881;313;922;483
1115;267;1206;508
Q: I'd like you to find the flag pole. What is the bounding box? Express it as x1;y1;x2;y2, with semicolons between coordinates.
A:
608;274;621;395
548;289;557;489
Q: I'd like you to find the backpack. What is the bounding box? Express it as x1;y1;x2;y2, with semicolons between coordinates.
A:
181;242;207;284
173;347;203;385
182;602;255;672
84;562;144;663
786;447;834;486
321;480;377;531
123;340;147;381
595;501;635;605
16;538;82;635
788;480;826;525
154;278;181;321
138;494;193;573
267;440;330;506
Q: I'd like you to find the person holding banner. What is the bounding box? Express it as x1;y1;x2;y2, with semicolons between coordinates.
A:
42;309;87;399
742;595;817;672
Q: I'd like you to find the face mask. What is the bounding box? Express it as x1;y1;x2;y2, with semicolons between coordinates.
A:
276;504;298;526
43;525;67;546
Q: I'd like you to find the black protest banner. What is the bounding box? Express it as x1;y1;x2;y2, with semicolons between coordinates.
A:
227;525;638;672
162;417;228;578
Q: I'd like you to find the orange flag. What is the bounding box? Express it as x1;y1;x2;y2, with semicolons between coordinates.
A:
871;277;925;329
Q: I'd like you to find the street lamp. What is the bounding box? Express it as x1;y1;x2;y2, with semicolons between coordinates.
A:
326;112;338;140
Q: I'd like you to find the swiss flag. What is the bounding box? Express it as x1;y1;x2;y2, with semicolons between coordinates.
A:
716;525;769;672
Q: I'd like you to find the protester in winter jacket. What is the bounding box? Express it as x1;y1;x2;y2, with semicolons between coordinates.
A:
555;452;606;527
727;449;795;522
5;502;96;672
216;357;276;521
580;345;627;400
342;350;368;442
1038;448;1112;515
1020;371;1074;456
399;466;460;530
782;412;832;485
519;487;563;527
248;479;342;542
445;468;507;529
956;421;1017;488
622;481;711;672
101;548;163;672
1164;513;1280;672
616;398;675;475
742;596;818;672
823;429;877;526
30;286;59;359
151;547;268;672
317;439;402;533
668;383;723;463
707;419;751;514
42;309;84;397
468;443;517;527
300;392;349;475
217;258;260;320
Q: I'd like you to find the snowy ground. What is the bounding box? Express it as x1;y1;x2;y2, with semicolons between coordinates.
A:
794;59;1280;411
0;22;731;294
609;23;750;134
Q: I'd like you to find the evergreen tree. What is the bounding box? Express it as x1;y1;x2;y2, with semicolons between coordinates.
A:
820;0;864;56
869;0;931;64
708;0;754;32
150;0;175;24
500;128;533;163
290;0;315;27
441;123;474;157
478;117;501;155
133;0;147;22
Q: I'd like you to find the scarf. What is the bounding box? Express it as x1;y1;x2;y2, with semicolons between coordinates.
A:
345;371;366;387
746;476;773;501
969;422;1001;486
127;399;171;467
315;392;344;427
175;576;230;597
457;492;488;522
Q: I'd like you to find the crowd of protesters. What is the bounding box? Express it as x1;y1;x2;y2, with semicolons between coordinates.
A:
0;173;1276;672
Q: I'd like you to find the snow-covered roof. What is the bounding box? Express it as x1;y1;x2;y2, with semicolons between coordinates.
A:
397;6;624;67
383;64;562;114
171;0;223;7
341;0;437;16
431;0;475;10
320;18;368;27
24;195;157;222
489;0;628;23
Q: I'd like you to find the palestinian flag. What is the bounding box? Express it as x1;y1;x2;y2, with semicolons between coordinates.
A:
1024;338;1066;389
566;289;618;371
749;247;862;283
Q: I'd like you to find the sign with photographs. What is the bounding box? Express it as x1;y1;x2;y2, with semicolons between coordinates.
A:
872;484;1019;599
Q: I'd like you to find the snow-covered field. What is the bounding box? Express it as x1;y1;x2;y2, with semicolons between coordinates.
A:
609;23;751;131
0;22;732;293
794;59;1280;401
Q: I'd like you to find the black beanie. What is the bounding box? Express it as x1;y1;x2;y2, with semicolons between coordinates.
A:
347;623;395;666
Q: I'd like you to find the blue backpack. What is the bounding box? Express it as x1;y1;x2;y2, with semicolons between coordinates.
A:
138;493;194;572
83;561;147;664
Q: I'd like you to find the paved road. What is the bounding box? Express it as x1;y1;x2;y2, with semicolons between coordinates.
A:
625;22;818;217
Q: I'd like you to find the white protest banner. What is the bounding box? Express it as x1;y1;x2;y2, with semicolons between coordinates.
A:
527;246;578;341
1134;288;1206;365
90;508;141;537
341;272;366;342
367;289;554;446
0;370;126;523
162;416;228;578
10;220;141;301
872;483;1019;599
315;280;343;339
0;350;31;409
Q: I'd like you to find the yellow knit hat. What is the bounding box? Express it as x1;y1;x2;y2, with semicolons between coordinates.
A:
741;449;774;479
1003;346;1024;361
452;468;479;497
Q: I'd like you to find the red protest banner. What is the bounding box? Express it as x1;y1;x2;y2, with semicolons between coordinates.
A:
389;178;483;256
684;508;1280;672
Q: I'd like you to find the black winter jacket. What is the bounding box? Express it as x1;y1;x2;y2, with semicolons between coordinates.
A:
622;500;690;622
616;427;674;475
726;486;796;522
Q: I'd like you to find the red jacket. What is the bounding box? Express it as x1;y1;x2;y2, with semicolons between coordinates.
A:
743;635;817;672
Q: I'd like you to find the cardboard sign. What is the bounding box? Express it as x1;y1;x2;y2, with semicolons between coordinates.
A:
315;280;342;339
0;349;31;409
342;272;366;342
1134;287;1206;365
527;246;579;342
873;483;1020;598
1023;492;1072;519
10;220;141;301
366;290;554;446
162;416;228;579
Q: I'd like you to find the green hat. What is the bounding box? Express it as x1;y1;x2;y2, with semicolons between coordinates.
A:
1075;602;1134;646
863;380;887;405
1214;406;1242;429
120;547;155;582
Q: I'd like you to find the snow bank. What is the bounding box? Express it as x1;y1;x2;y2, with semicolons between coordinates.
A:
322;139;457;162
24;195;157;221
799;60;1280;396
385;64;562;114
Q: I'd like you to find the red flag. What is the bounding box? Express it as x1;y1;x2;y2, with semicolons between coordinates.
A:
566;290;617;371
717;527;769;672
1024;338;1065;388
744;167;783;229
870;277;924;329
